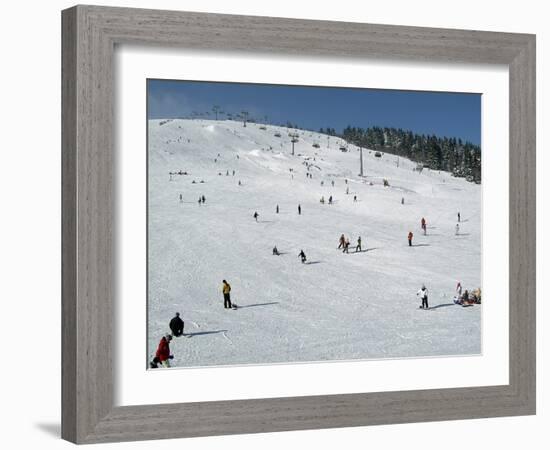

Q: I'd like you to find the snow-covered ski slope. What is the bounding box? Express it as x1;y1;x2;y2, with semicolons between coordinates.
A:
148;119;481;368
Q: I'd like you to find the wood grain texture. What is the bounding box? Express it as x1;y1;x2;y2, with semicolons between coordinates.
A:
61;5;536;444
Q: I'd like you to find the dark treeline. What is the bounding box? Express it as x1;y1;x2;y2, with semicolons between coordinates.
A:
320;125;481;183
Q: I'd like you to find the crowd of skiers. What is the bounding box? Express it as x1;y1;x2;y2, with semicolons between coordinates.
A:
166;156;475;352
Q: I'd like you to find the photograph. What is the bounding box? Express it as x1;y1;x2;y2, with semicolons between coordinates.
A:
146;79;482;369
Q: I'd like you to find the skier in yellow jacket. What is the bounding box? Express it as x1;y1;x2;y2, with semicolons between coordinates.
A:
222;279;232;309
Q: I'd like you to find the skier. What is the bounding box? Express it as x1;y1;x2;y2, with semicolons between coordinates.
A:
151;334;173;368
353;195;357;202
458;212;461;222
198;197;202;205
298;204;302;215
408;231;414;247
321;181;324;186
338;234;346;249
421;217;427;235
238;180;242;186
179;194;183;203
343;238;350;254
417;284;429;309
346;187;349;195
222;280;232;309
233;170;235;176
169;312;184;337
331;180;335;187
273;246;280;256
202;195;206;204
456;281;463;296
320;196;325;204
455;223;460;235
226;170;229;176
253;211;259;222
356;236;362;252
298;249;307;264
276;204;279;214
329;195;333;205
401;197;405;205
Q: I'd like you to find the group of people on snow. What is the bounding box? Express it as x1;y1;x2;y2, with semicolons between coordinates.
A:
319;195;334;204
453;282;481;306
150;312;185;368
150;279;239;368
338;234;362;253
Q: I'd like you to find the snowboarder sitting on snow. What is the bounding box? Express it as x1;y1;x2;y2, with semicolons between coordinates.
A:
417;284;429;309
222;280;232;309
298;249;307;264
273;246;280;256
150;334;173;368
408;231;414;247
169;312;184;337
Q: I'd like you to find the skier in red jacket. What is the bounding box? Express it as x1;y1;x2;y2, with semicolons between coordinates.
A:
150;334;173;368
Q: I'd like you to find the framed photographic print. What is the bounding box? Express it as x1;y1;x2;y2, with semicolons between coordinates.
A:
62;5;536;444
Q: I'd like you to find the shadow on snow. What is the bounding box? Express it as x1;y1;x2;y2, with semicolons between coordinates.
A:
426;303;456;310
184;330;227;337
237;302;279;309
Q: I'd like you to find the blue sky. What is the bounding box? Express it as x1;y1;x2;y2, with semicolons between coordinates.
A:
147;79;481;145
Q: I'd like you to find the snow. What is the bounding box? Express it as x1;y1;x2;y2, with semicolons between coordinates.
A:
148;119;481;368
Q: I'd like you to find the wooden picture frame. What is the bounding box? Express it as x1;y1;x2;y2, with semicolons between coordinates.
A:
61;5;536;444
